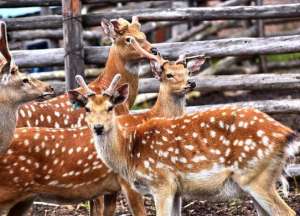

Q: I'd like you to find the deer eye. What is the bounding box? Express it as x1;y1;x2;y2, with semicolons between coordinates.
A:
85;107;91;112
125;36;133;44
22;78;29;83
166;74;174;79
108;106;113;112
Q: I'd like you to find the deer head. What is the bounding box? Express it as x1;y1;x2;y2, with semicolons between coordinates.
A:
69;74;128;135
0;21;54;104
101;17;158;61
150;54;206;96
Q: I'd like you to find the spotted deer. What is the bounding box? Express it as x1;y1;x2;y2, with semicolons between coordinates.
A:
0;53;204;216
73;74;298;216
14;17;156;215
0;22;54;153
16;17;157;128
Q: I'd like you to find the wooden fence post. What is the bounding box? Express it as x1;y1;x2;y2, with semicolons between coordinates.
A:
62;0;85;90
256;0;268;73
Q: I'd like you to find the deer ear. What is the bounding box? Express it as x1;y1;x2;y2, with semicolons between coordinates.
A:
101;19;117;40
187;57;206;74
68;90;88;109
150;60;163;80
110;84;129;105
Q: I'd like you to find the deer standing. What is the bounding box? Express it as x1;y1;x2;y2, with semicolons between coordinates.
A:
0;53;205;215
16;17;156;128
0;22;54;153
73;74;298;216
14;17;156;215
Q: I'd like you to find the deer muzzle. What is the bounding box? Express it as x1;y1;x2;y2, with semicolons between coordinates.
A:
94;124;104;136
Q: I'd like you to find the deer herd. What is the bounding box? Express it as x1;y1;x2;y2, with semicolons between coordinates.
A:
0;16;298;216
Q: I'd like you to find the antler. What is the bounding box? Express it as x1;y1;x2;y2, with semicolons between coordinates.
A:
75;75;95;96
132;16;139;23
129;37;165;64
185;54;207;61
175;54;187;64
0;21;11;63
103;74;121;96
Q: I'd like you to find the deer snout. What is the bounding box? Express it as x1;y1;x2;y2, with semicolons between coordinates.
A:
150;47;159;56
186;80;196;90
94;124;104;135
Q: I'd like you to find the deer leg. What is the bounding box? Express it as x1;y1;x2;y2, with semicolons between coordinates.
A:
252;199;269;216
245;184;295;216
7;198;34;216
118;177;146;216
153;192;175;216
103;193;117;216
89;197;104;216
171;193;182;216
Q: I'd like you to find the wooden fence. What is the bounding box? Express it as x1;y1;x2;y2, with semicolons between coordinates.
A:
1;0;300;111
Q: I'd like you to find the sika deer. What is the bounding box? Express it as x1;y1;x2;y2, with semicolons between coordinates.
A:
0;22;54;153
0;54;203;216
15;17;156;215
74;74;298;216
16;16;157;128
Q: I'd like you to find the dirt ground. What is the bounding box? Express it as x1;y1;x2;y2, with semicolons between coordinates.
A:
30;185;300;216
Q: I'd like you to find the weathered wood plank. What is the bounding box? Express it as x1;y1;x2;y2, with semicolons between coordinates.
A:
12;35;300;68
132;99;300;115
4;3;300;31
62;0;85;90
0;0;182;7
139;73;300;93
0;0;243;7
49;73;300;96
11;29;101;41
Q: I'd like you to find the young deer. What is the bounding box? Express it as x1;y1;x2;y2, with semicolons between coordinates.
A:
16;17;157;128
0;54;203;216
73;74;298;216
0;22;54;153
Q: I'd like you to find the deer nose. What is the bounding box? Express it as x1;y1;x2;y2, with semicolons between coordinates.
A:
150;47;159;55
94;124;104;135
188;80;196;89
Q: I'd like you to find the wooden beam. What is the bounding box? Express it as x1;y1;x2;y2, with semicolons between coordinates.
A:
12;35;300;68
4;4;300;31
49;73;300;96
139;73;300;93
132;99;300;115
11;29;101;41
0;0;183;7
62;0;85;90
255;0;268;74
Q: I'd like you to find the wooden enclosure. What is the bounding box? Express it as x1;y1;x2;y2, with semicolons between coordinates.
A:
2;0;300;162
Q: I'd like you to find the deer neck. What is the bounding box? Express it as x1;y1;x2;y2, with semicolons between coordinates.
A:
90;46;139;108
0;90;18;153
93;113;134;180
149;85;186;118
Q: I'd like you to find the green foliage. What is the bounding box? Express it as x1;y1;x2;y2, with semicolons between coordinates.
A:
266;53;300;62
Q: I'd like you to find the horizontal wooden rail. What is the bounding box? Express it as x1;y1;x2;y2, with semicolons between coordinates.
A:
0;0;176;7
4;4;300;31
139;73;300;93
133;99;300;115
13;35;300;67
11;29;101;41
48;73;300;95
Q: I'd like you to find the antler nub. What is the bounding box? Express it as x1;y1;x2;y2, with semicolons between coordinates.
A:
103;74;121;96
75;75;95;96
